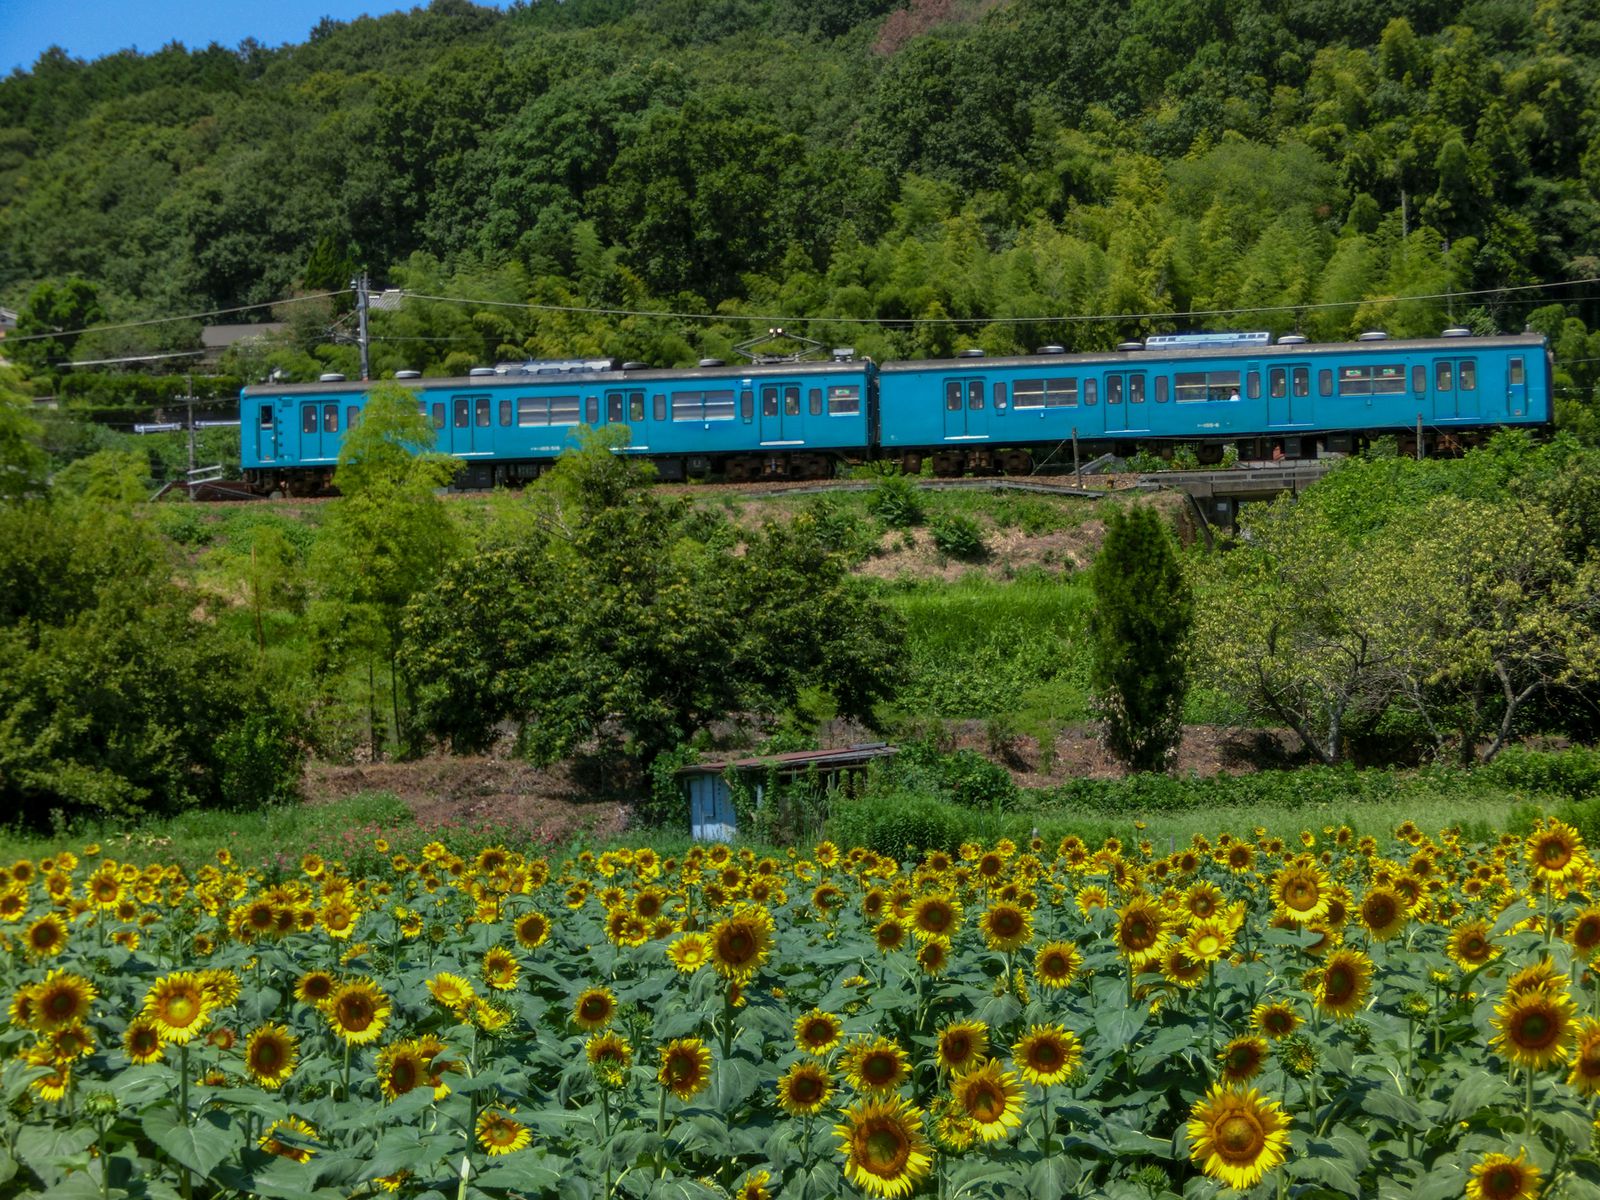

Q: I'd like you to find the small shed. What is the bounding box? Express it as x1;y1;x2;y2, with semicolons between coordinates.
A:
677;743;898;841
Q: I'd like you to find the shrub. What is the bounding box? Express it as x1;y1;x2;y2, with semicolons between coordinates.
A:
866;474;923;528
214;710;304;810
930;512;987;559
829;792;969;854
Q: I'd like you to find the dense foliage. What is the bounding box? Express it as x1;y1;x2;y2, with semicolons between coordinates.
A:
1;0;1599;447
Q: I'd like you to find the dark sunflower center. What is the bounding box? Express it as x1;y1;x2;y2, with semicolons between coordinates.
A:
1516;1012;1554;1046
862;1127;909;1172
1216;1113;1262;1158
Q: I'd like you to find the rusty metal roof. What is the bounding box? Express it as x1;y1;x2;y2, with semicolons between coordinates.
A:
676;743;897;776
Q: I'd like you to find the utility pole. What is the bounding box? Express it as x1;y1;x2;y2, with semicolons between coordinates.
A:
186;373;196;474
353;272;371;381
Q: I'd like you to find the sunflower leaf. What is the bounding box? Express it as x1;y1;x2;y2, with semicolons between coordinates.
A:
142;1106;237;1179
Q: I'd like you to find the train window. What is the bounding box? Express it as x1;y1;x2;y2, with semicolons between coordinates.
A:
1510;357;1524;386
1155;377;1168;403
585;397;598;424
784;386;801;416
1293;367;1309;397
549;396;580;425
1246;372;1261;400
432;403;445;429
968;381;984;410
809;388;823;416
1129;375;1145;404
1435;362;1453;392
475;397;491;427
1319;370;1333;396
993;382;1007;410
945;382;963;411
1338;365;1405;395
347;406;360;430
1411;366;1426;394
1269;368;1286;398
741;390;754;421
454;398;470;427
828;385;861;415
1013;379;1044;408
517;397;546;426
260;404;274;428
672;393;702;422
323;404;339;433
302;406;318;434
762;387;780;417
607;393;623;422
704;390;734;421
1084;379;1097;405
1459;360;1476;390
1106;376;1123;404
1174;371;1238;402
628;392;645;422
654;394;667;421
498;400;512;427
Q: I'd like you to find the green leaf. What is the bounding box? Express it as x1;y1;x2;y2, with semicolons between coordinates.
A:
1027;1155;1078;1199
472;1154;566;1193
14;1123;97;1184
142;1107;238;1179
1291;1139;1363;1196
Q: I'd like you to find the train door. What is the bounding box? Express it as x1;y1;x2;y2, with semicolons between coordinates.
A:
943;378;984;439
298;402;332;461
1104;373;1128;432
256;402;278;462
451;395;492;453
1507;355;1526;418
1267;365;1293;425
759;383;800;443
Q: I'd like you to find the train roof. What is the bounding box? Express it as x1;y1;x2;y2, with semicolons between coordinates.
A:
875;331;1548;373
242;357;870;397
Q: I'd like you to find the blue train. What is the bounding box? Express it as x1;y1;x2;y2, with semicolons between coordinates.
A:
239;330;1552;492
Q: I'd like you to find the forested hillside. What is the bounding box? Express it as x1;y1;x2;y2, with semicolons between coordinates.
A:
3;0;1600;431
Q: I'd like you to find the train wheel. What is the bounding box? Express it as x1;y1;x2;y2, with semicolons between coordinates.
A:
1000;449;1032;475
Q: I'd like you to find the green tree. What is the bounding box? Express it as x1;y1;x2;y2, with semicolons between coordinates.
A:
0;366;47;501
308;384;459;756
1087;503;1193;771
11;277;104;371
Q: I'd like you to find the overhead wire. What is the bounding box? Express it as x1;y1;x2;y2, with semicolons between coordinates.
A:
6;290;351;344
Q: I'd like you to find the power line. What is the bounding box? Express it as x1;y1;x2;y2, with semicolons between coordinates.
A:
6;290;351;344
399;276;1600;329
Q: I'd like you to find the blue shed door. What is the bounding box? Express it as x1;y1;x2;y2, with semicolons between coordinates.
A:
689;776;736;841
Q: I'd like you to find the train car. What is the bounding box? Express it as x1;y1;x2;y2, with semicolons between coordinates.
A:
240;357;873;493
875;330;1552;473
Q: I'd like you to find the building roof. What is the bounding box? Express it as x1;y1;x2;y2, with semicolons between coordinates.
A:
200;322;287;349
677;743;897;776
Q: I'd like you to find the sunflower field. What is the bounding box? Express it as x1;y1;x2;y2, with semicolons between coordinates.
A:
3;821;1600;1200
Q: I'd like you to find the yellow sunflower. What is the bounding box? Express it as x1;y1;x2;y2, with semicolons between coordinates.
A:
776;1060;835;1116
1466;1149;1543;1200
480;947;520;992
259;1116;318;1163
1033;941;1081;989
794;1008;844;1056
1566;1019;1600;1095
32;970;96;1031
1313;948;1373;1020
1250;1001;1300;1040
324;978;390;1046
1218;1035;1270;1083
910;895;963;943
1491;984;1575;1071
735;1169;771;1200
1114;896;1167;967
475;1108;531;1156
658;1037;713;1101
1448;920;1500;970
294;970;336;1007
1182;919;1234;965
376;1040;429;1102
143;972;212;1044
23;913;68;958
1568;907;1600;956
1357;887;1408;941
667;932;711;973
573;986;618;1032
949;1059;1025;1142
585;1031;634;1088
1012;1024;1081;1087
834;1096;933;1199
512;910;551;950
427;972;477;1013
1161;944;1209;989
244;1023;298;1089
1186;1084;1290;1190
979;903;1033;954
1526;820;1586;885
1271;862;1331;925
874;918;909;954
935;1020;989;1076
844;1036;911;1095
709;905;775;984
123;1015;165;1064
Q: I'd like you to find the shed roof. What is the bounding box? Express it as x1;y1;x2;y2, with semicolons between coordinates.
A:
677;743;896;777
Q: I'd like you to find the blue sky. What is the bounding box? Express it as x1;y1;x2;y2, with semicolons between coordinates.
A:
3;1;509;76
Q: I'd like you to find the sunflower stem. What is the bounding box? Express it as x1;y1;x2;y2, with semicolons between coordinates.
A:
1041;1083;1054;1158
1524;1067;1535;1136
341;1039;352;1102
178;1044;190;1126
655;1084;668;1178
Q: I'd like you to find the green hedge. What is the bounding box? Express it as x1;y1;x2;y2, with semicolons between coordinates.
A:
59;373;243;409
